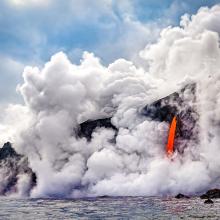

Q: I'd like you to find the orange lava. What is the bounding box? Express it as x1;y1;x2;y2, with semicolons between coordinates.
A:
166;116;177;156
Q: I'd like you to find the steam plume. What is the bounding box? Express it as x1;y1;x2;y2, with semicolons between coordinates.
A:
2;5;220;198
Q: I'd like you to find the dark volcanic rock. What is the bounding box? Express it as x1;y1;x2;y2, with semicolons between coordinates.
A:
0;142;21;160
76;83;198;155
175;193;190;199
204;198;214;204
142;94;179;123
77;118;117;141
98;195;111;198
200;189;220;199
141;83;197;122
0;142;36;195
141;83;198;153
200;194;209;199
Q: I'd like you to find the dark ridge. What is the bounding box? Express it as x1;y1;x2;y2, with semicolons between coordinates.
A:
200;189;220;199
141;83;198;153
0;142;36;195
141;95;179;123
0;142;21;160
141;83;196;123
77;118;118;141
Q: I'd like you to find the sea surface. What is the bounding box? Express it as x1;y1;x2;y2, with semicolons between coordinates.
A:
0;196;219;219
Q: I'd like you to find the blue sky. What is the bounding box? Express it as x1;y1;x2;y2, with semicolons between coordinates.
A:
0;0;220;105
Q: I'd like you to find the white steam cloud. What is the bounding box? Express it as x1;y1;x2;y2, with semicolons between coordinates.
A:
2;5;220;198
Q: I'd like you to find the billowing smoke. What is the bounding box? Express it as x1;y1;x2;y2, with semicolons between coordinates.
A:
1;5;220;198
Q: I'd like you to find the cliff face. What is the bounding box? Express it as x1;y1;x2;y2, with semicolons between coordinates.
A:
0;142;36;195
0;142;20;160
77;84;198;154
141;83;198;153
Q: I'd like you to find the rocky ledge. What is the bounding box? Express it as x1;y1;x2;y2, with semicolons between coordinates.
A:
175;193;190;199
200;189;220;199
0;142;36;195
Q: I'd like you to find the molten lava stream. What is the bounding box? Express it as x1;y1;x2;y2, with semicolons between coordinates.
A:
166;116;177;157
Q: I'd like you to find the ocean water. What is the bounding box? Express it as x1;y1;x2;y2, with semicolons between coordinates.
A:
0;196;219;219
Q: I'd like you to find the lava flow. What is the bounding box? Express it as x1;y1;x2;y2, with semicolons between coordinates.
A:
166;116;177;156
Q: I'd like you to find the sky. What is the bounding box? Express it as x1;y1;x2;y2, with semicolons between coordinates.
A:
0;0;220;105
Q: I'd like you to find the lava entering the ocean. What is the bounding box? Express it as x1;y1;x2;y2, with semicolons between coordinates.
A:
166;116;177;156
